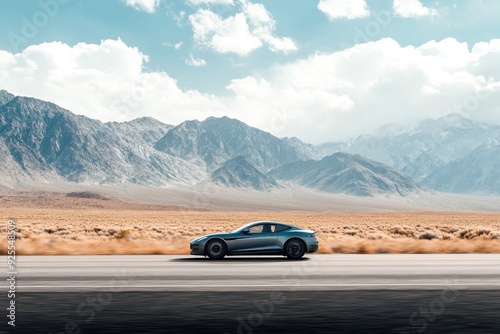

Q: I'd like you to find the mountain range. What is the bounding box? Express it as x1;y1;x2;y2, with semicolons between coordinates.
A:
424;143;500;194
0;92;325;191
154;116;320;173
0;90;497;196
319;114;500;195
269;153;426;196
0;95;205;186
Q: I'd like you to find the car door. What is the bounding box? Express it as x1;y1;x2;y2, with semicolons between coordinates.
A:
234;223;279;254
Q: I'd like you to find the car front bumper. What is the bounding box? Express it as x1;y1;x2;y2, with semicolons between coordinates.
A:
190;242;205;255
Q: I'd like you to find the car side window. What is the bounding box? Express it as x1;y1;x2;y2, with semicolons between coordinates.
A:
248;225;264;233
248;224;276;233
275;224;291;233
261;224;275;233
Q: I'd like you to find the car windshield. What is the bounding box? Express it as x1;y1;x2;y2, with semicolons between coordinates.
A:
231;222;256;233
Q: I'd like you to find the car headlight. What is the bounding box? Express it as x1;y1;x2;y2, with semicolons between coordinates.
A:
307;233;316;237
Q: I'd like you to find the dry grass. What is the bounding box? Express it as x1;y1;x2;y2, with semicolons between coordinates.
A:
1;198;500;255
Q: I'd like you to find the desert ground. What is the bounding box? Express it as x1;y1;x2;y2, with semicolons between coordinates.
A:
1;192;500;255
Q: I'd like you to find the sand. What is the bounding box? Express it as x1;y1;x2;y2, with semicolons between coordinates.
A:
1;193;499;255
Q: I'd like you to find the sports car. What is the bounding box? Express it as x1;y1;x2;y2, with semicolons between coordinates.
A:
190;221;318;260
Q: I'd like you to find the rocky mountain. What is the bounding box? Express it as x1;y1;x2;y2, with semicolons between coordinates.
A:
0;90;433;197
268;152;426;196
106;117;172;146
211;156;280;191
154;116;321;173
0;90;15;106
425;144;500;194
0;95;205;186
319;114;500;193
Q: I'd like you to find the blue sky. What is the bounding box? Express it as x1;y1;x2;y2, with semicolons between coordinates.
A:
1;0;500;143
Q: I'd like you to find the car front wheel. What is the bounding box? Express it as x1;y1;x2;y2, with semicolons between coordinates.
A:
206;239;227;260
284;239;306;259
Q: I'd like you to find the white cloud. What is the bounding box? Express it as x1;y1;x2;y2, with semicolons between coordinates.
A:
317;0;370;20
225;38;500;143
187;0;234;5
188;0;297;56
0;39;224;125
162;41;183;49
393;0;437;18
123;0;161;13
190;10;262;56
241;0;297;54
185;54;207;66
2;38;500;144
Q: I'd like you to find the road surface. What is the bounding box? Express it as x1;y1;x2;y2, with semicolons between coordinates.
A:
1;254;499;333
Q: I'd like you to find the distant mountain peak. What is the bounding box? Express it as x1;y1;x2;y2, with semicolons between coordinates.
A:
154;116;320;173
211;156;281;191
176;119;202;130
438;113;475;126
126;116;165;125
202;116;248;132
323;151;351;160
106;116;171;130
0;90;15;107
2;95;69;115
417;113;484;132
440;113;467;121
205;115;239;123
106;116;173;146
425;143;500;194
269;152;426;196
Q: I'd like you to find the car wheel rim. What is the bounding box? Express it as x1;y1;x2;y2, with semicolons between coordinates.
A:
209;242;223;256
287;241;302;257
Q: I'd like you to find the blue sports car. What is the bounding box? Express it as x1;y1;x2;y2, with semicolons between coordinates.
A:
190;221;319;260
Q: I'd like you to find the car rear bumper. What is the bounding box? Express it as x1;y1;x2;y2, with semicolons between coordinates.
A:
307;242;319;253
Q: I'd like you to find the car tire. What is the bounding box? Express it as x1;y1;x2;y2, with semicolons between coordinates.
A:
206;239;227;260
284;239;306;260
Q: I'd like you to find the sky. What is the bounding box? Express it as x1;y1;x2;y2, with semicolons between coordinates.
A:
0;0;500;144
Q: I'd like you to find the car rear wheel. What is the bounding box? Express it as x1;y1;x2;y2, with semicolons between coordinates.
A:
284;239;306;259
206;239;227;260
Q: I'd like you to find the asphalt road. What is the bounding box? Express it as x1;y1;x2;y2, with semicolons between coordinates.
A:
1;254;499;333
7;254;500;291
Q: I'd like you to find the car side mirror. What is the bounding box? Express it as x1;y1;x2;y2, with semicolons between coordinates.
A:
242;228;250;234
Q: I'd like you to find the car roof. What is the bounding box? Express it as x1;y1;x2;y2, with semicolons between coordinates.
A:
245;221;294;228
